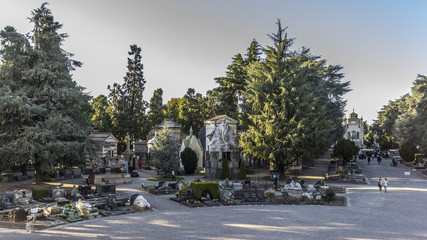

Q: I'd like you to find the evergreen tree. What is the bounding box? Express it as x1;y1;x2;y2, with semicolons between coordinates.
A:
394;75;427;152
179;88;206;135
214;40;261;122
108;44;147;151
164;98;183;122
221;159;230;180
150;125;180;177
332;139;359;162
240;20;348;175
147;88;165;133
180;147;198;174
91;94;113;132
0;3;92;183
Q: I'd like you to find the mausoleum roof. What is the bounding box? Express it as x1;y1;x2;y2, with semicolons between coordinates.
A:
88;132;119;143
205;115;238;124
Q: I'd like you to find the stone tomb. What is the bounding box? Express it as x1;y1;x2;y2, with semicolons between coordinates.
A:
204;115;240;179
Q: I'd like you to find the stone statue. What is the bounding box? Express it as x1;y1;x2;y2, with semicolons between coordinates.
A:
207;119;237;153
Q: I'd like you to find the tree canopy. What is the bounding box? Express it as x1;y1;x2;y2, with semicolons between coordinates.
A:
108;44;147;151
150;126;180;177
0;3;92;183
239;20;349;175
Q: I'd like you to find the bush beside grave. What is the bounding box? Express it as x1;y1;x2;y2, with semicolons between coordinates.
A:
238;162;248;180
31;186;50;200
191;182;219;200
321;188;336;203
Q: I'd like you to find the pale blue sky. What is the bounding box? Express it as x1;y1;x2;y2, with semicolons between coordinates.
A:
1;0;426;123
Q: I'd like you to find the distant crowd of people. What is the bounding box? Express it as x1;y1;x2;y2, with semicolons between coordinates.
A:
358;151;393;166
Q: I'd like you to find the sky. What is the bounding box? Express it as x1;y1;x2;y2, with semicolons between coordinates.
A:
1;0;426;124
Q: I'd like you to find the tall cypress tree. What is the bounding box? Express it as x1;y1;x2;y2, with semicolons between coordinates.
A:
108;44;147;151
0;3;92;183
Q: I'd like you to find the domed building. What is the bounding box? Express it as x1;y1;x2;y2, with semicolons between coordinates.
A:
343;110;364;147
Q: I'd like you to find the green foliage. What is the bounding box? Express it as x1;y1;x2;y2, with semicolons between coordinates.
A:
164;89;210;136
191;182;219;200
399;141;417;162
91;95;113;132
213;40;261;127
0;174;7;192
238;162;248;180
321;188;336;203
147;176;184;181
415;153;423;163
0;3;92;183
178;88;207;135
38;166;57;180
150;126;180;177
333;139;359;162
240;20;349;175
221;159;230;180
147;88;165;132
180;147;198;174
31;186;50;200
108;44;147;151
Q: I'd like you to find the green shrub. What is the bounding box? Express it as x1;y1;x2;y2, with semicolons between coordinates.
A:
39;166;57;180
238;162;248;180
321;188;336;203
399;141;417;162
221;159;230;180
32;186;50;200
181;147;198;174
191;182;219;200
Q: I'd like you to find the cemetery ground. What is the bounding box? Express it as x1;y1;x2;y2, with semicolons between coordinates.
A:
1;157;427;239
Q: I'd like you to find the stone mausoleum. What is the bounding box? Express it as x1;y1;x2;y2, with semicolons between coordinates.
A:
343;110;364;147
204;115;240;179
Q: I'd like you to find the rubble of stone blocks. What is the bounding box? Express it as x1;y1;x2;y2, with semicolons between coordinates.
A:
76;199;100;219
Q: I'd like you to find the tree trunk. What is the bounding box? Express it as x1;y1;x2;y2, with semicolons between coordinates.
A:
34;163;44;185
20;163;27;176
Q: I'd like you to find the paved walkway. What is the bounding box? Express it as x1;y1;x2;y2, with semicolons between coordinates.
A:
2;156;427;239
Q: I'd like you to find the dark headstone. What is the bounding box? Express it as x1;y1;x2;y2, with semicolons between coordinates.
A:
115;195;129;206
8;208;27;222
96;184;116;196
78;185;92;196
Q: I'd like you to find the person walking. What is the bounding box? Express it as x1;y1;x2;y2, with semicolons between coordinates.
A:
378;177;383;192
367;157;371;165
383;178;389;193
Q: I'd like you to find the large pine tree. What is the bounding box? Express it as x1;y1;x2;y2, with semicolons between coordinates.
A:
0;3;92;183
240;20;348;175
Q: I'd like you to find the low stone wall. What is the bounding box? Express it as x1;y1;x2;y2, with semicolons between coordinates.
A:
93;174;131;184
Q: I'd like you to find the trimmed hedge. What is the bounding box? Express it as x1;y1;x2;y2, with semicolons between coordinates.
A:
32;186;50;200
191;182;219;200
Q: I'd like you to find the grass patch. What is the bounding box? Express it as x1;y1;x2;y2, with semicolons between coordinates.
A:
147;177;184;181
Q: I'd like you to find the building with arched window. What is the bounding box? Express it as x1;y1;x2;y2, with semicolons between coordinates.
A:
343;110;364;147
